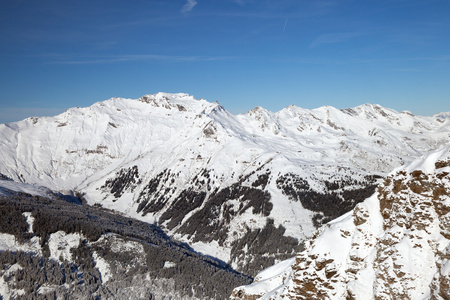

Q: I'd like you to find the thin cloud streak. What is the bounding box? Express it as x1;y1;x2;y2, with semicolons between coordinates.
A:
42;52;450;66
270;55;450;67
181;0;198;14
405;55;450;62
194;10;328;19
283;17;288;33
309;32;362;48
46;54;237;65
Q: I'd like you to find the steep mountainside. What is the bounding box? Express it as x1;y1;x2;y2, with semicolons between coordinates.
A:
0;93;449;275
0;180;250;299
231;144;450;299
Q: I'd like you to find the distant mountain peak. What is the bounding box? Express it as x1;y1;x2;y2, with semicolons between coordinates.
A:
434;111;450;120
134;92;222;115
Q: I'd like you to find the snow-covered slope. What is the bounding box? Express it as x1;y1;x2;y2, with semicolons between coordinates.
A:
0;93;449;275
0;178;54;198
231;144;450;299
0;184;250;299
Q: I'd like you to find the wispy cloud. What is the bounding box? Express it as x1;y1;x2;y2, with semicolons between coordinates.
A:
46;54;236;65
309;32;362;48
405;55;450;62
181;0;198;14
386;68;421;72
232;0;252;5
282;17;288;33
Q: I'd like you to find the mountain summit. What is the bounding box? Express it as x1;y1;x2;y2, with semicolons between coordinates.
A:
1;93;449;275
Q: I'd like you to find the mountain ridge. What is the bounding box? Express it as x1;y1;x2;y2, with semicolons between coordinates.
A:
231;143;450;299
1;92;449;275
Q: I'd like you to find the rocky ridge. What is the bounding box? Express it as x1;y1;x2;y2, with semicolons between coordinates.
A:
231;144;450;299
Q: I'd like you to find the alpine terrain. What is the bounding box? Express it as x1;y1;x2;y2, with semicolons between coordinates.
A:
0;92;449;280
0;179;251;299
230;144;450;299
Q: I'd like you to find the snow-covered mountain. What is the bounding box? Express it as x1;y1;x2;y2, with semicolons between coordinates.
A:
230;144;450;299
0;93;449;275
0;180;250;299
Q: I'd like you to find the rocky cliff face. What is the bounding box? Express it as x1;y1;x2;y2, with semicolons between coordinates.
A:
231;145;450;299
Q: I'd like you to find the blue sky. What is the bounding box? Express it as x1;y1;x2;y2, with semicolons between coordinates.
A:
1;0;449;123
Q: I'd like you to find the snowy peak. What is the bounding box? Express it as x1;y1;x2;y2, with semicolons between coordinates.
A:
52;92;220;125
244;106;281;134
137;92;220;114
434;111;450;121
231;144;450;299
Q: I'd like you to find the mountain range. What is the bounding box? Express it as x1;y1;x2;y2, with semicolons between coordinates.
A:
1;92;449;281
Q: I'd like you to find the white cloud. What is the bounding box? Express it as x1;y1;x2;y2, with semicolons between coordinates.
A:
181;0;198;14
233;0;248;5
309;32;361;48
46;54;236;64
